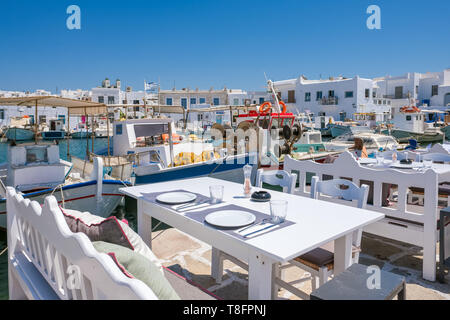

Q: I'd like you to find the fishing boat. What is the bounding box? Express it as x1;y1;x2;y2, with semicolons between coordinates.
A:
0;142;130;230
5;116;35;141
324;132;401;154
41;119;66;140
94;117;113;138
71;122;92;139
382;106;444;143
329;121;373;138
95;117;252;185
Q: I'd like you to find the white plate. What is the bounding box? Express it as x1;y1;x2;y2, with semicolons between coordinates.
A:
155;192;197;204
389;163;414;169
205;210;256;228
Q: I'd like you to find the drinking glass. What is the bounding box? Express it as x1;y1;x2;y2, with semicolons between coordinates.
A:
270;200;288;224
209;185;224;204
376;152;384;165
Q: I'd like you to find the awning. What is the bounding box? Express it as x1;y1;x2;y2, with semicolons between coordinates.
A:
0;96;108;115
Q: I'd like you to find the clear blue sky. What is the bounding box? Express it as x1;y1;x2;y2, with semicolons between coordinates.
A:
0;0;449;92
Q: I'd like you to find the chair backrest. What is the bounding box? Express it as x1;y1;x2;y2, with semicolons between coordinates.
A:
6;187;157;300
377;150;408;161
421;153;450;163
310;176;369;209
255;169;297;194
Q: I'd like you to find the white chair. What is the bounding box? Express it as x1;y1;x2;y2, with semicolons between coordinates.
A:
378;150;408;161
255;169;297;194
274;176;369;299
211;169;297;288
421;153;450;163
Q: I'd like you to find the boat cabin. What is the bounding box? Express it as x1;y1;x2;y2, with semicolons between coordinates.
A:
392;109;425;134
3;143;67;192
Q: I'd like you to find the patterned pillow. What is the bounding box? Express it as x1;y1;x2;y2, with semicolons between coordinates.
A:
93;241;180;300
61;208;163;273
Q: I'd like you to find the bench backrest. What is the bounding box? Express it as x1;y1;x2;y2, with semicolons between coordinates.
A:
6;187;157;300
284;151;439;226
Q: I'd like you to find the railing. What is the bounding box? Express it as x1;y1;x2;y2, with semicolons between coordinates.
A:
319;97;339;105
284;151;444;282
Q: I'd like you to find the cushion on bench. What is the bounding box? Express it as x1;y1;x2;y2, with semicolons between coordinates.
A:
93;241;180;300
61;208;163;273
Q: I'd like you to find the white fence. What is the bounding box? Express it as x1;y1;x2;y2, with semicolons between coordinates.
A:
6;187;157;300
284;151;450;282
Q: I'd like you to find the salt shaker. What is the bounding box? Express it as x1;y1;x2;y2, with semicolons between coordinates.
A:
243;164;252;198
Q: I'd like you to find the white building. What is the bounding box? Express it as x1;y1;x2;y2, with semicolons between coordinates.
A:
273;75;386;121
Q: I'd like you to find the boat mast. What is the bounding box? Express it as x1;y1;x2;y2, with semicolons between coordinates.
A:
34;99;38;144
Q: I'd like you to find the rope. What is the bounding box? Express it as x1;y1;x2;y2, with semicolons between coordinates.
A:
0;246;7;256
50;183;65;208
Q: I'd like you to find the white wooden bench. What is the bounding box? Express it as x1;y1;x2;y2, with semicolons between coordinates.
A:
6;186;158;300
284;151;450;282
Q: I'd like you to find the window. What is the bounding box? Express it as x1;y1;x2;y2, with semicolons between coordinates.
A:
190;98;197;105
365;89;370;98
98;96;104;103
318;112;326;116
39;115;46;124
199;97;206;104
122;100;127;105
373;91;376;98
316;91;322;101
133;106;140;112
132;100;139;105
213;98;220;106
406;115;412;121
108;96;115;104
432;85;439;96
259;97;265;104
58;115;66;124
288;90;296;103
197;114;203;121
181;98;187;109
345;91;354;98
395;86;403;99
305;92;311;102
233;98;239;106
116;124;123;135
328;90;335;98
0;109;4;120
166;98;173;106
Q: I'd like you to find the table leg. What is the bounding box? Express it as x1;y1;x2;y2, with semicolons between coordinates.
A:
334;233;353;275
211;248;224;284
248;253;275;300
137;200;153;249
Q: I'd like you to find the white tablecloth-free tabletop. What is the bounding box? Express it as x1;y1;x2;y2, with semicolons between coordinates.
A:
121;177;384;300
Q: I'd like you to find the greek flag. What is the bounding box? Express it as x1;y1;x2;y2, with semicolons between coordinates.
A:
144;81;158;92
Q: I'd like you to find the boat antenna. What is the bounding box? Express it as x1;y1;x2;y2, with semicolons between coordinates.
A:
264;73;281;113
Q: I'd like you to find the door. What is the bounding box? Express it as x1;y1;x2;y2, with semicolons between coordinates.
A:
445;93;450;106
395;86;403;99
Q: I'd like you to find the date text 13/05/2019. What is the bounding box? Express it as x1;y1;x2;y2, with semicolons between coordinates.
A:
183;304;266;318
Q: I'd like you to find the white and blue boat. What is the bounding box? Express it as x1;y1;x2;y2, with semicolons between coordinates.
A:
71;122;92;139
98;118;252;185
42;119;66;140
0;143;130;229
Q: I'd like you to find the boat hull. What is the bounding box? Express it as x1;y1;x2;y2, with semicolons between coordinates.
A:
330;125;351;138
0;180;128;229
72;131;92;139
382;129;444;143
42;131;65;140
134;154;251;185
6;128;34;141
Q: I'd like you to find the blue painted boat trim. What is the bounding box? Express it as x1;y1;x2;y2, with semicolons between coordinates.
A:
135;158;248;185
0;179;131;203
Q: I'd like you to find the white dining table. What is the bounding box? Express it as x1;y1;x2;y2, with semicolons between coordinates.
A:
120;177;384;300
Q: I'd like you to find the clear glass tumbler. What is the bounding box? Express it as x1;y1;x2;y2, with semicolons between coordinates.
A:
270;200;288;224
209;185;224;204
